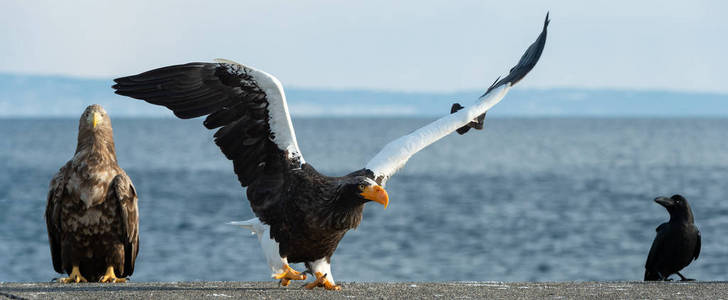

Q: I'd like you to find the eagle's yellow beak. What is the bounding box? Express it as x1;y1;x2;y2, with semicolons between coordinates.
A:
92;112;102;128
361;185;389;209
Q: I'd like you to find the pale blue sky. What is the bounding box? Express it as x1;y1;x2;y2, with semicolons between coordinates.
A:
1;0;726;93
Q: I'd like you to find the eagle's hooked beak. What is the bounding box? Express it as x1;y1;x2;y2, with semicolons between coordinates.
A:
361;185;389;209
91;112;102;128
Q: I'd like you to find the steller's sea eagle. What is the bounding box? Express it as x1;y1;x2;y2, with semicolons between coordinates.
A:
45;104;139;283
112;13;549;290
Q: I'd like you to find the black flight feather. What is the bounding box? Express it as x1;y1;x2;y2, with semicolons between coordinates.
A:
456;12;549;135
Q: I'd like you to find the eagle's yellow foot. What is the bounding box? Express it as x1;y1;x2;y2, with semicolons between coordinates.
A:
99;266;126;283
273;264;306;286
304;272;341;290
59;266;88;283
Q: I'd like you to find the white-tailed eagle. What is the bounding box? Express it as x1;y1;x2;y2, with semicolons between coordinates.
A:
45;104;139;283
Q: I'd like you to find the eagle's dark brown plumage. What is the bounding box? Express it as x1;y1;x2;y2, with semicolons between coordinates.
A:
45;104;139;283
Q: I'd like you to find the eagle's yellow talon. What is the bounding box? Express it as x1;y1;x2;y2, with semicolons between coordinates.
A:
99;266;126;283
59;266;87;283
273;264;306;286
304;272;341;290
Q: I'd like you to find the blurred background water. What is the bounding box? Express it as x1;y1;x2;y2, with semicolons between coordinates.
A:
1;117;727;283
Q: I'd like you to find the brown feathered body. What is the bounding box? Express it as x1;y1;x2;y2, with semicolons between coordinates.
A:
45;105;139;281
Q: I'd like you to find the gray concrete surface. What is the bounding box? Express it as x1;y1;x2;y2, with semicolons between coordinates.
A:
1;281;727;299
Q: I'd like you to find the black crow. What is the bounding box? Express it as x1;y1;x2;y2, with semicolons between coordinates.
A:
644;194;701;281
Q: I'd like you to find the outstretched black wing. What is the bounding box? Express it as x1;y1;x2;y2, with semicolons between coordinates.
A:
113;59;304;187
113;59;306;219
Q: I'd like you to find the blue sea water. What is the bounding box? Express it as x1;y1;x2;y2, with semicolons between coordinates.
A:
1;117;728;283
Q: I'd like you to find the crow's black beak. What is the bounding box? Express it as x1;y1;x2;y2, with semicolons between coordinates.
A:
654;196;673;208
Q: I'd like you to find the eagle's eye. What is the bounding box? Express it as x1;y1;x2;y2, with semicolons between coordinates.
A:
357;183;366;191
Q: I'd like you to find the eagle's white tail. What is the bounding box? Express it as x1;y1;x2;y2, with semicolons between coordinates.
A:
227;218;288;277
228;218;263;235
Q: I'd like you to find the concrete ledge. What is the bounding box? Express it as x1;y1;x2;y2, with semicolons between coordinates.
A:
1;281;727;299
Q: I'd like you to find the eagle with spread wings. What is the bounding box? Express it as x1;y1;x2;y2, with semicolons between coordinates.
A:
112;13;548;290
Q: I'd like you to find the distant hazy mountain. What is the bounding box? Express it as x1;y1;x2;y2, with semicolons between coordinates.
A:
1;73;727;117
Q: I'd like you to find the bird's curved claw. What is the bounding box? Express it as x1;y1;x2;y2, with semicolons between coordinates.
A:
304;272;341;291
274;264;306;287
99;266;127;283
677;272;695;281
59;266;87;283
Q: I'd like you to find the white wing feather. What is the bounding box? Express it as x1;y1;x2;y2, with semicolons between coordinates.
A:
365;83;511;186
228;218;287;277
364;12;549;186
214;58;306;165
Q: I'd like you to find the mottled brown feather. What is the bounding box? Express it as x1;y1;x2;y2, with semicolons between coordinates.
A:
46;163;70;274
111;173;139;277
